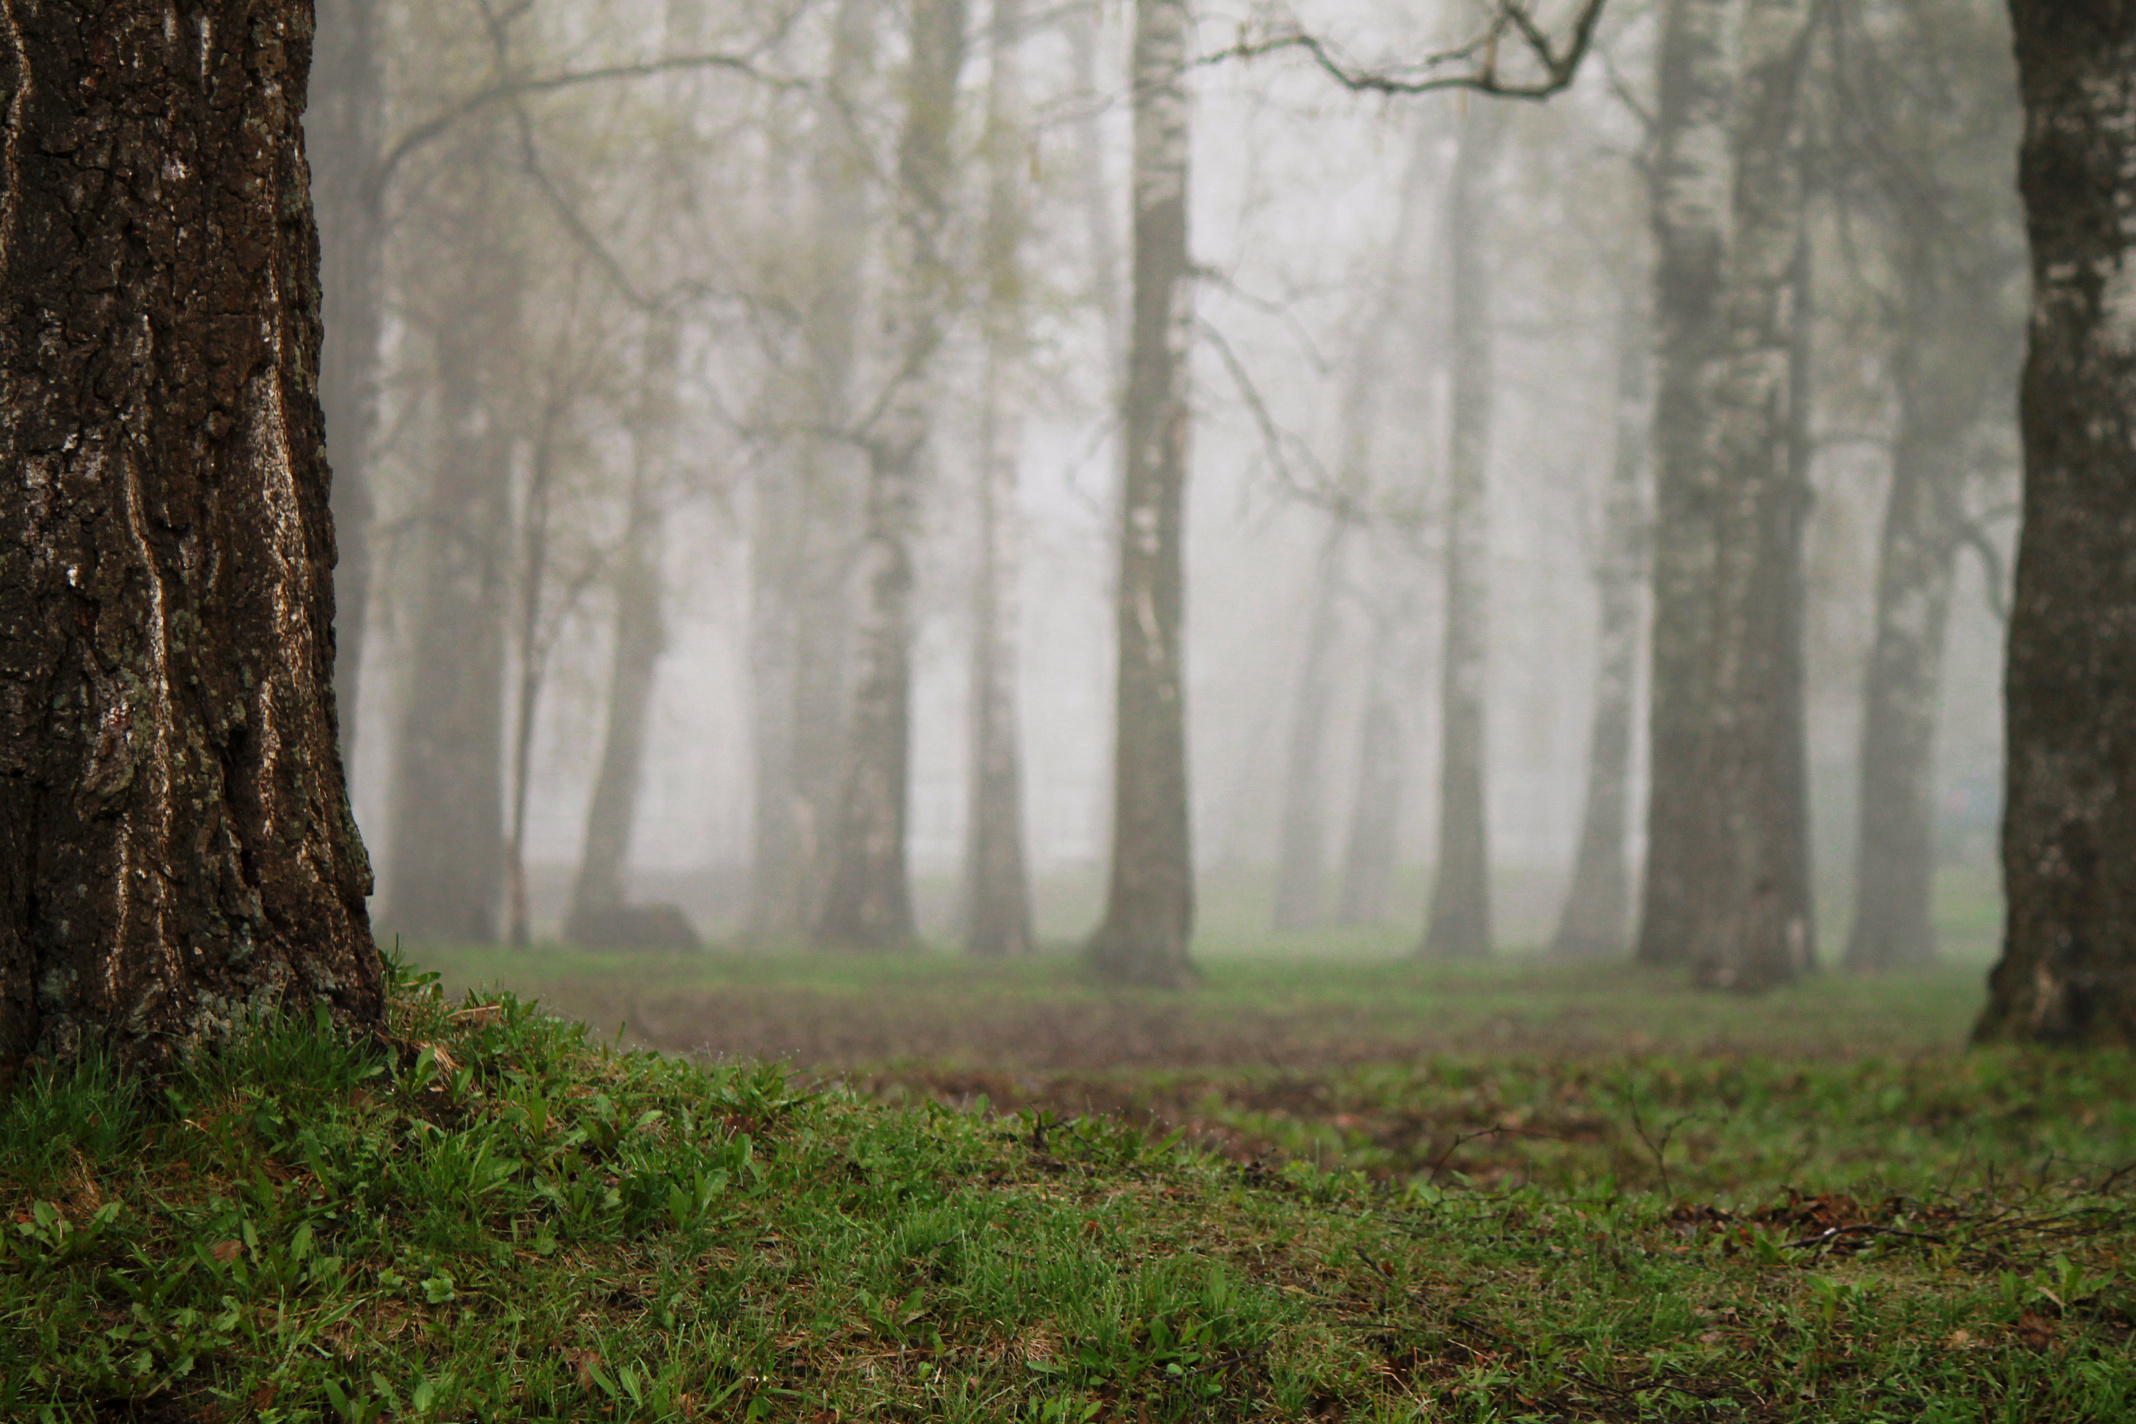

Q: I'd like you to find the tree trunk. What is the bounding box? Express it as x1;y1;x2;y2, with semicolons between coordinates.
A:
965;0;1035;958
1088;0;1195;987
1636;0;1733;968
0;0;381;1069
1552;287;1650;960
1977;4;2136;1045
568;483;668;945
1337;632;1407;927
309;0;383;756
1686;0;1816;992
503;409;561;948
386;296;515;945
749;0;870;943
814;0;968;951
1420;103;1504;963
1271;524;1348;932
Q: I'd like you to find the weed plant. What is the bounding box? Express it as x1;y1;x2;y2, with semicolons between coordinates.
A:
3;958;2133;1421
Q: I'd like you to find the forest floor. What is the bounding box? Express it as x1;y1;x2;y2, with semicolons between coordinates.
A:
9;879;2135;1420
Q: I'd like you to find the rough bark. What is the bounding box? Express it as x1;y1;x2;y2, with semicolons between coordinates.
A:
1636;0;1733;968
385;291;515;945
965;0;1035;958
1686;0;1817;991
1088;0;1195;987
1977;3;2136;1045
1271;523;1348;932
814;0;968;951
1420;103;1504;963
307;0;382;754
0;0;381;1070
749;0;869;942
1552;289;1650;960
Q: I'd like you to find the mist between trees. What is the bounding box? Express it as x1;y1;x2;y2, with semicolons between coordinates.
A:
313;0;2028;999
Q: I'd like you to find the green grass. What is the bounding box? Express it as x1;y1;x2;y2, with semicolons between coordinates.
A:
5;952;2136;1421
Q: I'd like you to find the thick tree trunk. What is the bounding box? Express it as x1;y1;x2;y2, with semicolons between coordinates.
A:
1845;252;1982;970
1686;0;1816;992
1552;289;1650;960
386;304;514;944
1421;104;1504;963
0;0;381;1069
965;0;1035;958
1271;524;1348;932
1088;0;1195;987
1337;637;1407;927
1977;4;2136;1045
1637;0;1733;968
308;0;383;754
749;0;869;942
814;0;968;951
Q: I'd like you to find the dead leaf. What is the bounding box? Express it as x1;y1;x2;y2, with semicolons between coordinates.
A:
1946;1329;1973;1348
563;1347;602;1387
2015;1311;2058;1351
210;1240;244;1264
250;1382;280;1410
451;1003;503;1028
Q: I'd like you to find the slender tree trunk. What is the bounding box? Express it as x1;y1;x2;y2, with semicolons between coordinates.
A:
750;0;871;942
568;484;667;942
1977;4;2136;1045
1338;628;1407;927
1421;103;1504;962
503;413;560;948
965;0;1035;958
815;0;969;951
309;0;384;755
1637;0;1733;968
386;298;515;944
1088;0;1195;987
1272;524;1348;932
1687;0;1817;991
1846;245;2000;969
1552;288;1651;960
0;0;382;1069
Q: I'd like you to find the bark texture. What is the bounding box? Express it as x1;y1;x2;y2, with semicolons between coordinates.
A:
1552;289;1650;960
814;0;968;951
1687;0;1816;991
1977;3;2136;1045
307;0;382;752
1421;104;1504;963
749;0;869;942
0;0;381;1069
1636;0;1732;968
1088;0;1195;987
965;0;1034;958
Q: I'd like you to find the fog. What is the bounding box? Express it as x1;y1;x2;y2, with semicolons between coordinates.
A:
320;0;2021;966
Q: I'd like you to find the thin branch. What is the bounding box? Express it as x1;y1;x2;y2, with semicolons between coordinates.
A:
1197;1;1610;101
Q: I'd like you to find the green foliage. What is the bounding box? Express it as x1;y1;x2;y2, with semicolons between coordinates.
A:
2;966;2132;1420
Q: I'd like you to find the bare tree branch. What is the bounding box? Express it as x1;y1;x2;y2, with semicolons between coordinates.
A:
1197;1;1610;101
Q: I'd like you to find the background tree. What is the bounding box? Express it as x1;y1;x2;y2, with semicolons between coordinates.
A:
0;0;381;1068
1088;0;1197;987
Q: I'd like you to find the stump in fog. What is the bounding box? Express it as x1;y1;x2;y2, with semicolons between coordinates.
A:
1978;3;2136;1045
1088;0;1196;988
0;1;381;1069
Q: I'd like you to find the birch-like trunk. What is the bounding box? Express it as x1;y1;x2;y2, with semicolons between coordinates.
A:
815;0;969;951
1552;288;1651;960
749;0;871;942
309;0;384;754
1421;103;1505;963
1687;0;1817;991
1088;0;1196;987
1271;523;1348;932
0;0;383;1069
1636;0;1732;968
965;0;1036;958
1977;5;2136;1044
